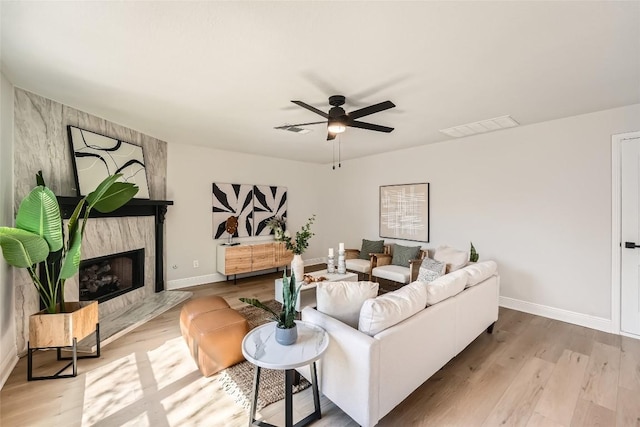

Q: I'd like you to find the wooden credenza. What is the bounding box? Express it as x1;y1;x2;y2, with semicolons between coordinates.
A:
217;242;293;278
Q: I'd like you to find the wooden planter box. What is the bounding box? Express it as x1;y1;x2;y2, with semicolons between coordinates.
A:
29;301;98;348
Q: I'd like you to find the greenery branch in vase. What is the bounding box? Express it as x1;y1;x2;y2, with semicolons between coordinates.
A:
266;215;287;241
282;214;316;283
240;269;301;345
0;171;138;314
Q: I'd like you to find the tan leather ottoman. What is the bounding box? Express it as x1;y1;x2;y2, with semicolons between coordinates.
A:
180;296;249;377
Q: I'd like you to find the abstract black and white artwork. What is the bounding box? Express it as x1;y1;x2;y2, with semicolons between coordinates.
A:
68;126;150;198
379;183;430;242
253;185;288;236
212;183;253;239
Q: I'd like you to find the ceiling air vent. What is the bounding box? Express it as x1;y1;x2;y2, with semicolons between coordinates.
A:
276;125;311;134
440;115;519;138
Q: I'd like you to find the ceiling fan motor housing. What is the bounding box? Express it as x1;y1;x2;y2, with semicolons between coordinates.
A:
328;95;346;107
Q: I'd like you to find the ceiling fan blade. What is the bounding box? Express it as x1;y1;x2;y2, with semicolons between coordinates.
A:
291;101;329;118
327;132;336;141
274;121;327;129
349;120;394;133
348;101;396;120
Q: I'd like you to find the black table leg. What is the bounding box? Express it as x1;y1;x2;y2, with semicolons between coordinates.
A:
285;369;295;427
249;366;261;426
310;362;321;419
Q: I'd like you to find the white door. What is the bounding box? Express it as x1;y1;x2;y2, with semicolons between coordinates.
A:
621;135;640;336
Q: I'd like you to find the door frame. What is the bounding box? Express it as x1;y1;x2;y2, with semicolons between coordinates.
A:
611;130;640;337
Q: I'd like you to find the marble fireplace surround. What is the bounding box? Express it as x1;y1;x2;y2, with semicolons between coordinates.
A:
13;88;169;354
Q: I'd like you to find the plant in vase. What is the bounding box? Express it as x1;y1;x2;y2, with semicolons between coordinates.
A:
282;214;316;283
240;269;301;345
266;215;287;241
0;171;138;314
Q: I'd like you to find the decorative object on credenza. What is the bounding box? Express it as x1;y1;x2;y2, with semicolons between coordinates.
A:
240;269;301;345
253;185;288;236
0;171;137;380
67;126;150;199
337;242;346;274
470;242;479;263
379;183;430;242
282;215;316;283
327;247;335;273
266;215;287;241
223;216;239;246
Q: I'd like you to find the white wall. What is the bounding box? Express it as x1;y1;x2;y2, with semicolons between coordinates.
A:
323;104;640;329
0;72;17;388
165;144;329;288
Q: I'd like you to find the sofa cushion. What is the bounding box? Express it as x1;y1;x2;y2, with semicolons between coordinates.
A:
391;244;421;267
423;269;468;305
417;258;446;283
372;264;412;283
462;260;497;287
434;245;468;273
359;239;385;260
358;282;427;336
345;258;372;273
316;281;379;328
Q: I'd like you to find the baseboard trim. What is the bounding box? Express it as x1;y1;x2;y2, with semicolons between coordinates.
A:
167;273;224;289
167;258;327;290
0;353;18;390
499;296;614;333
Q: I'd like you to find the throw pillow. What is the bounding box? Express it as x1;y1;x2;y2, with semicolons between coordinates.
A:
358;281;427;336
422;269;468;305
417;258;446;283
391;244;422;267
359;239;385;260
434;245;469;273
316;281;379;328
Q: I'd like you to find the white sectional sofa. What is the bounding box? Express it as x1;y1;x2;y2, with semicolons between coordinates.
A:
299;261;500;427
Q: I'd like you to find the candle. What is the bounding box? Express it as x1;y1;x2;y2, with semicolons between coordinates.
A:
328;248;334;257
339;242;344;252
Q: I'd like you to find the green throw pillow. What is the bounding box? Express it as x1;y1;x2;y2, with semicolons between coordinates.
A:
391;244;421;267
359;239;385;260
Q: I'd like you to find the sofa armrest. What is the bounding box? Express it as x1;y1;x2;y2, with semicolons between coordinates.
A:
408;250;428;282
344;248;360;260
300;307;380;427
372;253;392;267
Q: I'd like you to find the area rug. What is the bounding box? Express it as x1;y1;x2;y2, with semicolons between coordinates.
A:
218;300;311;411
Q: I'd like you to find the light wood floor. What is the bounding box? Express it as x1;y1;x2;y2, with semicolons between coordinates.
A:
2;269;640;427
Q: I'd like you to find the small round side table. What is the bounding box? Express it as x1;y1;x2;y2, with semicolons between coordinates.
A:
242;321;329;427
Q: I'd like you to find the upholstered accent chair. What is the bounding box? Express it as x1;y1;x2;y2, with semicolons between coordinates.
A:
344;240;391;280
370;245;428;287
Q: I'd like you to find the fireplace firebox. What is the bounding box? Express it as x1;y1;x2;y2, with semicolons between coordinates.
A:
79;249;145;303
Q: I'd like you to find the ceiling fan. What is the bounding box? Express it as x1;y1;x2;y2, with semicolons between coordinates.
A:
276;95;395;140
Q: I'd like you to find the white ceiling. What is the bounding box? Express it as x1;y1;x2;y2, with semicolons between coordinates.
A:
2;1;639;164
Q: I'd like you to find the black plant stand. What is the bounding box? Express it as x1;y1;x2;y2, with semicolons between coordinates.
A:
27;323;101;381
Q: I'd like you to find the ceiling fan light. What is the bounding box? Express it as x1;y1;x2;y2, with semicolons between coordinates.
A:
327;123;346;133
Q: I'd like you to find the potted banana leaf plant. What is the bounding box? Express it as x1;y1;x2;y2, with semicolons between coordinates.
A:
240;269;301;345
0;171;138;348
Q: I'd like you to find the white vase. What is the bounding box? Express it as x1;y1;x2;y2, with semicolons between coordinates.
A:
291;254;304;283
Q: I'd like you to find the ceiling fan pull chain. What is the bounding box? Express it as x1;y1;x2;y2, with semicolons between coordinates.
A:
339;136;342;168
332;139;336;170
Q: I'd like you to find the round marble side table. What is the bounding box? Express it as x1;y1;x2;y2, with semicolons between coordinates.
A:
242;321;329;427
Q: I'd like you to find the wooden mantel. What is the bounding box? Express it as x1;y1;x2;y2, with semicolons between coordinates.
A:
56;197;174;293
